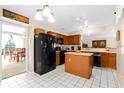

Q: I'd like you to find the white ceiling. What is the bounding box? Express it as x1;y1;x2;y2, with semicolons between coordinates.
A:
1;5;116;34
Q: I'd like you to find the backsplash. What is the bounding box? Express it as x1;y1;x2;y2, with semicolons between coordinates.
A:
56;44;81;51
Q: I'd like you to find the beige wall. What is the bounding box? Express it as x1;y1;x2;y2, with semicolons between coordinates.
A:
83;37;116;48
115;5;124;87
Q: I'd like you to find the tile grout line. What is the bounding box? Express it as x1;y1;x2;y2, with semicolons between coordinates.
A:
90;67;97;88
82;79;87;88
73;78;81;87
99;68;102;88
106;68;109;88
111;69;119;88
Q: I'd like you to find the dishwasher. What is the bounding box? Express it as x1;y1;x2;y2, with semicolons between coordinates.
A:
93;53;101;67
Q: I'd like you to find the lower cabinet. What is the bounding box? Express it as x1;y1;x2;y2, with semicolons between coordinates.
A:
56;52;60;65
101;53;109;67
109;53;116;69
101;53;116;69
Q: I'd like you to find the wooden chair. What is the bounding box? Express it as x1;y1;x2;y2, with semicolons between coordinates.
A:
9;48;17;62
16;48;25;62
20;48;25;61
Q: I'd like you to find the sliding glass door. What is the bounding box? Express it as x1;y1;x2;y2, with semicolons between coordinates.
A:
0;21;28;79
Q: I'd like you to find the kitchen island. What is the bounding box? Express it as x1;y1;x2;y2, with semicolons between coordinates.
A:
65;52;93;79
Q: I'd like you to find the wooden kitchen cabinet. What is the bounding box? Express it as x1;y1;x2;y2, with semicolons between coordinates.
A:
64;35;81;45
108;53;116;69
34;28;45;35
56;52;60;65
47;31;81;45
101;53;109;67
64;36;68;45
65;53;93;79
101;53;116;69
74;35;81;45
68;36;74;45
47;31;58;37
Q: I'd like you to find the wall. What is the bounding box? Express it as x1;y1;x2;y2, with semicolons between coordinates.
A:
115;5;124;87
72;24;117;48
0;7;2;81
0;21;2;81
83;37;116;48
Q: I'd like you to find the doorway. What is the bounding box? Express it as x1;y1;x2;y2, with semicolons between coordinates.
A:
1;22;28;79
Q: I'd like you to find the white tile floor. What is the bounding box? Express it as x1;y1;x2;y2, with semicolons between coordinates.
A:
2;56;25;79
0;65;120;88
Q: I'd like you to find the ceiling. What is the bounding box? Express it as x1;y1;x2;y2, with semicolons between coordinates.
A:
1;5;116;34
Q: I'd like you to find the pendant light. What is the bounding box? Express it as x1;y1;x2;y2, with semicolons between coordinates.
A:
42;5;51;18
34;5;55;23
35;9;43;21
48;13;55;23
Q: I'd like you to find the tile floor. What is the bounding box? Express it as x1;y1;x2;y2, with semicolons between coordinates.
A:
2;56;26;79
0;65;120;88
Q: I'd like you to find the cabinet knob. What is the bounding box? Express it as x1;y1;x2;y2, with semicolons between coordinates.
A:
68;58;71;62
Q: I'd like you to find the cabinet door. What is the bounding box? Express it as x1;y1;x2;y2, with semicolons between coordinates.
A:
67;36;73;45
70;36;74;44
65;54;72;71
101;53;109;67
56;52;60;65
109;53;116;69
64;36;68;45
74;35;81;45
34;28;45;35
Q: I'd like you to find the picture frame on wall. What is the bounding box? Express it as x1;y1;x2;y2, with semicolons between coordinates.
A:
92;40;106;48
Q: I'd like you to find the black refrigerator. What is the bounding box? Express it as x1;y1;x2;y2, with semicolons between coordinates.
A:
34;33;56;75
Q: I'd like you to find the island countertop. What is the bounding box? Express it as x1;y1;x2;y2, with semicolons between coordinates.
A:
65;52;93;56
81;48;116;53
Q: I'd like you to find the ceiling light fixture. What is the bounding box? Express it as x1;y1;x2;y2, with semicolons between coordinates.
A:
34;5;55;23
48;16;55;23
81;20;88;30
82;25;88;30
35;9;43;21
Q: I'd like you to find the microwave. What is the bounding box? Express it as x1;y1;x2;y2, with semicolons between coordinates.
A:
57;38;64;44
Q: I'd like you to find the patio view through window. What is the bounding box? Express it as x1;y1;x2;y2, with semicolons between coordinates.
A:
2;23;26;79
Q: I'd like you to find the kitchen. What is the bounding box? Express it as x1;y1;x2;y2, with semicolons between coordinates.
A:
34;28;116;79
0;5;124;88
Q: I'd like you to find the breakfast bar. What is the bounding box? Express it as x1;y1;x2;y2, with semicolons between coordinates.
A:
65;52;93;79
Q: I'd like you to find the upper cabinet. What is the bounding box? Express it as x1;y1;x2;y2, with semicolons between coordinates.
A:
66;35;81;45
47;31;64;38
64;36;69;45
73;35;81;45
34;28;45;35
47;31;81;45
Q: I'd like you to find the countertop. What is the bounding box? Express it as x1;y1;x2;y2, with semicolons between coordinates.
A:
65;52;93;56
56;51;60;52
81;48;116;53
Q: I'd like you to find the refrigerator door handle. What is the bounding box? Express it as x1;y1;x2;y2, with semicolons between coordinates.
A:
41;41;47;48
